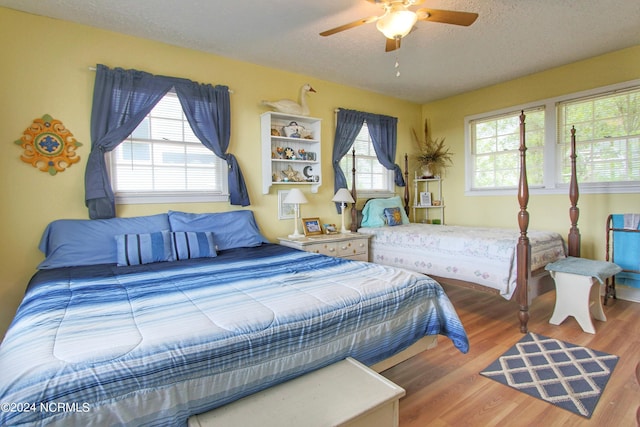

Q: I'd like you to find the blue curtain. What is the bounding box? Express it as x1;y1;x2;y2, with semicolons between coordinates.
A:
85;65;249;219
175;82;250;206
85;65;173;219
366;113;405;186
331;108;405;212
332;109;366;202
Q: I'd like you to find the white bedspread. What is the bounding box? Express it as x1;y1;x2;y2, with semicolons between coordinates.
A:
359;223;566;299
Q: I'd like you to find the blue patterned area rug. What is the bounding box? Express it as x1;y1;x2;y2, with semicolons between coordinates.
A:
480;333;619;418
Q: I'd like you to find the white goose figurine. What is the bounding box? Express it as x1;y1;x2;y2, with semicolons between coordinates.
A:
262;84;316;116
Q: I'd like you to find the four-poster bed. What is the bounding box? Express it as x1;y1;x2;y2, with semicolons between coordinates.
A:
351;113;581;333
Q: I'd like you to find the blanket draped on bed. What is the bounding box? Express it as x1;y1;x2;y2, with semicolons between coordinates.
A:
0;244;468;426
359;224;566;299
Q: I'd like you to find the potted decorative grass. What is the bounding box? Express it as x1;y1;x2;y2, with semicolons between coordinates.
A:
412;119;453;178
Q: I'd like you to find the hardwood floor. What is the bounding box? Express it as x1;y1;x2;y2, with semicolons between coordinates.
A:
381;284;640;426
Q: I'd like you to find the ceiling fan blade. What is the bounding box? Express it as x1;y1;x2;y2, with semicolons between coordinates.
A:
416;8;479;26
385;37;400;52
319;16;379;36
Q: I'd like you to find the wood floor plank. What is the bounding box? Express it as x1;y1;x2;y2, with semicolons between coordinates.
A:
381;284;640;426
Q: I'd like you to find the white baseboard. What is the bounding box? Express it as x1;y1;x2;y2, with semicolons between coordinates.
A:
613;284;640;303
600;283;640;303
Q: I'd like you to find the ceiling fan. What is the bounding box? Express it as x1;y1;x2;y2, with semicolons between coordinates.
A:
320;0;478;52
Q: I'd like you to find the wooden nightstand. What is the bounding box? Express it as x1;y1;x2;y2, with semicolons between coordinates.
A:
278;233;371;261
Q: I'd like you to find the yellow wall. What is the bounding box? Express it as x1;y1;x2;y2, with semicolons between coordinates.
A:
0;8;422;336
420;45;640;261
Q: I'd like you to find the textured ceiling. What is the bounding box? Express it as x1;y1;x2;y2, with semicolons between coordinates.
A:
1;0;639;103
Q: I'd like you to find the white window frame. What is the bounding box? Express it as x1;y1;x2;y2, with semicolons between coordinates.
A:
339;122;395;198
109;91;229;205
465;79;640;196
467;106;546;192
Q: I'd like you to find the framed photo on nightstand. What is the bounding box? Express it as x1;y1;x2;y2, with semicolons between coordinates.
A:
323;223;338;234
302;217;323;236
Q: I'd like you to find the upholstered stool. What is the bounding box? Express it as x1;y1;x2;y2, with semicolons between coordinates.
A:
545;257;622;334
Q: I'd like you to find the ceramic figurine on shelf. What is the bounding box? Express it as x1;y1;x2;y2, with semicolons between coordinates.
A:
282;165;305;182
261;84;316;116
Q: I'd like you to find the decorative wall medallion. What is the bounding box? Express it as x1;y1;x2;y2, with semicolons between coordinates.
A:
15;114;83;175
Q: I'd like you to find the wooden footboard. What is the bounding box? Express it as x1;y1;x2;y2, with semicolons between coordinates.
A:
430;266;554;307
527;267;556;303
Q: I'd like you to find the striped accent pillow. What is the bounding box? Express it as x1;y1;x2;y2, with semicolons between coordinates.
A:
170;231;217;260
115;230;173;266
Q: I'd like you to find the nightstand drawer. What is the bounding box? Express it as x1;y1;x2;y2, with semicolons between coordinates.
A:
308;242;338;256
278;234;371;262
337;238;368;257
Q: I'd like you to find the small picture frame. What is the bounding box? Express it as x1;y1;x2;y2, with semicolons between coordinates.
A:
278;190;295;220
419;191;432;207
306;152;316;161
323;223;338;234
302;217;323;236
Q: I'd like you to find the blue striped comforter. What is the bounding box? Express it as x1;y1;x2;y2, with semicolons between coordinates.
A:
0;244;468;426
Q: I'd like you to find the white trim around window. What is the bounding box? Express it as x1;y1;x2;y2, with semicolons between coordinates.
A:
465;79;640;196
108;90;230;205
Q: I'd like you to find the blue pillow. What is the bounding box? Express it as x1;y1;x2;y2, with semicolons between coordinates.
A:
168;210;268;251
38;214;171;269
361;196;410;228
170;231;217;260
115;231;173;266
383;207;404;226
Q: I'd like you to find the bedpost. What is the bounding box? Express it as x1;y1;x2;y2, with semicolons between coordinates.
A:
350;148;358;232
568;126;581;257
516;111;531;333
404;153;410;215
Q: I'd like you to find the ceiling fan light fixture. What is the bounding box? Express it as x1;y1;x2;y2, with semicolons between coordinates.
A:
376;9;418;39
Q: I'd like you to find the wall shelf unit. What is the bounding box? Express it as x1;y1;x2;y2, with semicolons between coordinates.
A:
413;176;445;224
261;112;322;194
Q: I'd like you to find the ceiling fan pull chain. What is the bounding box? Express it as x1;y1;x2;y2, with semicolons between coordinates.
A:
394;36;401;77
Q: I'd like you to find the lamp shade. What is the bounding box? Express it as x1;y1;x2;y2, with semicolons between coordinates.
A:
376;9;417;39
284;188;308;205
332;188;355;204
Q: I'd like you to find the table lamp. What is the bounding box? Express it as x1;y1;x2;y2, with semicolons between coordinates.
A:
332;188;355;233
284;188;308;239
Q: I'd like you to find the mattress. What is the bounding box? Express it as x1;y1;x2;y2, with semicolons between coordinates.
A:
0;244;468;426
359;223;566;299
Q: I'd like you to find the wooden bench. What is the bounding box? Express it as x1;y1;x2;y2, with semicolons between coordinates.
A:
188;357;405;427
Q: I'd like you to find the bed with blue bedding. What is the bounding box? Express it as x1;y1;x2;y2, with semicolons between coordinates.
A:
0;211;468;426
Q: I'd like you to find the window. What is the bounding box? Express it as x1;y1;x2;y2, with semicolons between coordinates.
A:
465;80;640;195
470;108;545;190
110;91;228;204
558;87;640;185
339;122;394;195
